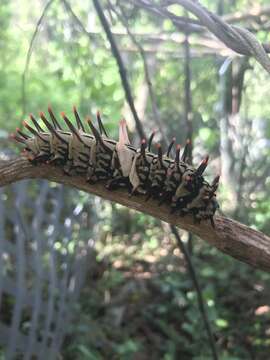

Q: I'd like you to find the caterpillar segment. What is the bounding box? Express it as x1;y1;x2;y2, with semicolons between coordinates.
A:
159;145;184;205
171;168;202;214
157;140;194;206
39;112;70;165
20;120;50;163
145;145;166;200
28;113;54;162
11;106;220;227
128;139;150;195
128;130;158;195
187;176;220;227
86;115;115;183
107;119;136;192
61;112;94;175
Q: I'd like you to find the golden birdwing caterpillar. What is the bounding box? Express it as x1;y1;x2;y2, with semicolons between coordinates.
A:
10;106;220;227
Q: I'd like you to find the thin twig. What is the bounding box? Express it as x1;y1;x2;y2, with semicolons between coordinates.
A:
171;226;218;360
21;0;56;117
183;19;193;163
92;0;146;139
182;18;194;253
106;9;212;344
61;0;95;41
111;8;209;342
223;4;270;24
110;1;169;145
127;0;204;33
127;0;270;73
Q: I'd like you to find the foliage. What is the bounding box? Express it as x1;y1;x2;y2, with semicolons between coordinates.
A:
62;222;270;359
1;0;270;358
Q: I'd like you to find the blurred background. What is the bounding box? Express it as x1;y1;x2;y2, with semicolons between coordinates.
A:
0;0;270;359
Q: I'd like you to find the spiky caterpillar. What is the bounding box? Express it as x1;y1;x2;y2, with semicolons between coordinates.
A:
10;106;220;227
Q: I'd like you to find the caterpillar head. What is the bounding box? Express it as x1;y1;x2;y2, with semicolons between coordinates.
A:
22;137;40;157
12;120;51;163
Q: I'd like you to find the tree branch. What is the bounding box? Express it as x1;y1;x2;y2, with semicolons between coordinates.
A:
22;0;56;117
1;155;270;272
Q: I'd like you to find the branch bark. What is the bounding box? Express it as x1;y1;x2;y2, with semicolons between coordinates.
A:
1;155;270;272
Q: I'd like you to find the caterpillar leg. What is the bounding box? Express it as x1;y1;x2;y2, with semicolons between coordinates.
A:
129;186;146;197
145;188;159;201
158;191;173;206
63;161;74;176
86;163;96;182
49;155;67;166
210;216;215;228
34;151;51;163
106;176;131;191
129;186;139;197
145;183;162;201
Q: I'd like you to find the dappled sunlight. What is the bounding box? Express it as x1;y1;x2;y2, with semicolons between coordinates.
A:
1;0;270;358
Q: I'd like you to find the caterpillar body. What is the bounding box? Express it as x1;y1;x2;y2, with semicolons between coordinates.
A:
11;106;220;227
